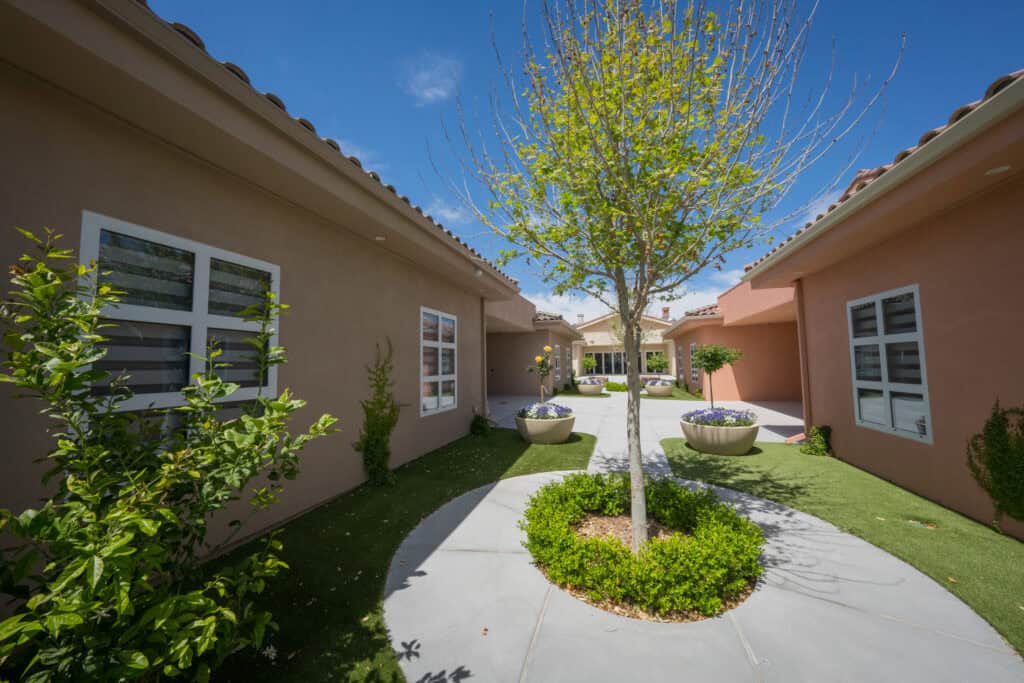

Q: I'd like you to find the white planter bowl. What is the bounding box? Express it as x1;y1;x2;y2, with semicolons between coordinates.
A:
680;421;759;456
578;383;604;395
516;415;576;444
645;383;674;397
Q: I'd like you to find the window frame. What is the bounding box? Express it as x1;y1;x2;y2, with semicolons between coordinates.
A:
846;283;932;444
689;342;699;384
553;344;561;382
419;305;458;417
79;210;280;412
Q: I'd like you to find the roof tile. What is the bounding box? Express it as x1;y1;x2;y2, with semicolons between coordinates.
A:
745;68;1024;274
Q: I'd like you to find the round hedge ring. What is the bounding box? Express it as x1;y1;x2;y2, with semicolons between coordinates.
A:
520;473;764;619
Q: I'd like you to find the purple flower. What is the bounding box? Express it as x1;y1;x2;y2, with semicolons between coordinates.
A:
682;408;756;427
518;402;574;420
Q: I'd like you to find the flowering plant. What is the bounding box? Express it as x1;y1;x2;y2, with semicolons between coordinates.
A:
577;376;603;385
645;378;674;386
682;408;756;427
518;402;574;420
527;345;554;402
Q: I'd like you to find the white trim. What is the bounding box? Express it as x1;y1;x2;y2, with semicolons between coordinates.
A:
419;306;458;417
846;283;932;444
80;210;280;412
553;344;562;383
689;342;700;384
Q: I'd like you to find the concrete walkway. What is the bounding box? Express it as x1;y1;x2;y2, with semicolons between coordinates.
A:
383;395;1024;681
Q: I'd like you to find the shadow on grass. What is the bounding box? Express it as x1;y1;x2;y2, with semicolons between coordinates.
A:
215;428;595;683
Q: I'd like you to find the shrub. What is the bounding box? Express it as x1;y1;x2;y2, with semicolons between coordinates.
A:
682;408;756;427
521;474;764;617
470;411;492;436
604;381;628;392
800;425;833;456
353;340;401;486
967;402;1024;522
645;352;669;374
0;230;337;681
581;356;597;373
518;402;573;420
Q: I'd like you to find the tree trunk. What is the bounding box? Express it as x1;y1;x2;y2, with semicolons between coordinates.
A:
616;288;648;553
708;372;714;408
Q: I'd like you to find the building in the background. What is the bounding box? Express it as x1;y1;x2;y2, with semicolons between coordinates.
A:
662;282;802;402
571;308;677;378
744;67;1024;538
485;300;583;395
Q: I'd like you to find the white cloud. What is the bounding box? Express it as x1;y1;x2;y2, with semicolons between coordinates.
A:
402;54;461;106
426;198;472;226
707;268;744;288
800;193;835;226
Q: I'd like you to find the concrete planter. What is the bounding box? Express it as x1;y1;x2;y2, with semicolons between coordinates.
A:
577;383;604;395
516;415;576;444
680;421;759;456
645;383;674;397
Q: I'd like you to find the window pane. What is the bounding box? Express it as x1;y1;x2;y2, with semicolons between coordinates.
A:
850;302;878;338
94;320;190;395
891;392;928;436
886;342;922;384
422;347;439;376
882;292;917;335
98;229;194;311
208;328;264;388
857;388;886;426
208;259;271;318
422;312;439;341
422;381;439;412
853;345;882;381
441;317;456;343
440;348;455;376
440;380;456;408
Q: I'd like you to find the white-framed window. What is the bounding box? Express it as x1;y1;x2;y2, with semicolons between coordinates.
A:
689;343;699;383
553;344;561;382
420;306;457;416
79;210;279;412
847;284;931;443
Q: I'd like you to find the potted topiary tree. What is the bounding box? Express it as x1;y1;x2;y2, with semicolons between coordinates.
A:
691;344;743;408
581;355;597;376
518;345;575;443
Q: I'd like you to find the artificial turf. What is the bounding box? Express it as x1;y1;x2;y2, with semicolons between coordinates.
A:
661;439;1024;655
217;428;595;682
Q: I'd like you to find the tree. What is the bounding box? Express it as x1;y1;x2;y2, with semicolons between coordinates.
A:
528;344;554;402
645;352;669;374
692;344;743;408
457;0;899;551
582;355;597;374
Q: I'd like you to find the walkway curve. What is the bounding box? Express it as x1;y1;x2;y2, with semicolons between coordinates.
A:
383;472;1023;682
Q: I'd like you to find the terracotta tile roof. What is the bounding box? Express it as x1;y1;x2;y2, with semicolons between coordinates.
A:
744;68;1024;274
685;303;720;317
533;311;564;322
136;2;517;287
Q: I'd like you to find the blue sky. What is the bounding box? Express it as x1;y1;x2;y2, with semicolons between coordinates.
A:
151;0;1024;321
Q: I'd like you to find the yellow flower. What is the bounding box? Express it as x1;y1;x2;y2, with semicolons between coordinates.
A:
543;345;552;353
534;355;544;363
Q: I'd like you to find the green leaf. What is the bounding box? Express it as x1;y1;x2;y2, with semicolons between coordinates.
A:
87;555;104;590
121;650;149;670
136;518;160;536
0;614;27;641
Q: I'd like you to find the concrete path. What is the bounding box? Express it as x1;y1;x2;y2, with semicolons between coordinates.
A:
383;473;1024;682
487;392;804;476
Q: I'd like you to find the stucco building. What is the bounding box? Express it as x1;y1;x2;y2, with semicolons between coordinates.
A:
744;67;1024;538
571;309;677;378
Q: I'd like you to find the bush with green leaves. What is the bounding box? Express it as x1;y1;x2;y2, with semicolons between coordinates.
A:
470;411;492;436
967;402;1024;522
353;340;401;486
645;352;668;374
0;229;337;681
520;473;764;616
604;381;628;392
800;425;833;457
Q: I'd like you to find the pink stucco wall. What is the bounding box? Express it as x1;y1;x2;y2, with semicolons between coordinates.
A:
670;322;802;402
798;176;1024;539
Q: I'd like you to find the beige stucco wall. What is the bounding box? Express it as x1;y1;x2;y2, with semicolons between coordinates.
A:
0;62;486;544
798;177;1024;539
486;327;576;397
573;316;676;376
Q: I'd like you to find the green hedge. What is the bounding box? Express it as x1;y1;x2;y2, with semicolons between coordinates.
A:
520;474;764;616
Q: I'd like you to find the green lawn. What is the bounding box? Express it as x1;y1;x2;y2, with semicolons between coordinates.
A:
557;386;611;397
217;428;595;682
641;386;703;400
662;439;1024;654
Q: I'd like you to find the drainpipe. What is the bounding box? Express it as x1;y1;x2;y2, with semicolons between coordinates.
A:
794;279;813;432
